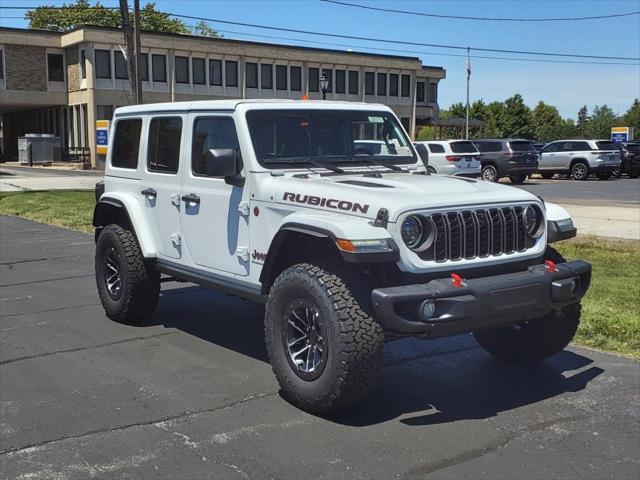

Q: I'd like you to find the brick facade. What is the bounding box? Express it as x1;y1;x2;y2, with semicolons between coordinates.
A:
66;46;80;92
5;44;47;91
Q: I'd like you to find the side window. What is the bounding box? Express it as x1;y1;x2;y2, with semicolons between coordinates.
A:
147;117;183;174
192;117;240;177
561;142;575;151
542;142;557;153
111;119;142;169
573;141;590;151
427;143;445;154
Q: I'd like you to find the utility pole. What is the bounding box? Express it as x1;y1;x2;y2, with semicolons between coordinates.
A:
118;0;139;104
133;0;143;104
465;47;471;140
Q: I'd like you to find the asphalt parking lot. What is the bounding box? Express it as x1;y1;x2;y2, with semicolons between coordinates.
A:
1;215;639;479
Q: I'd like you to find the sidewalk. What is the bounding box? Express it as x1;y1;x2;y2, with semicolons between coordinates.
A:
559;203;640;241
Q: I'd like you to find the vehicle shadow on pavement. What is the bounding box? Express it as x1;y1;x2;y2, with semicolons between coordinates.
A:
329;343;603;427
148;284;603;428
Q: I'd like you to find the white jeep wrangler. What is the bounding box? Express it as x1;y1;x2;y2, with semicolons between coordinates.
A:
94;100;591;413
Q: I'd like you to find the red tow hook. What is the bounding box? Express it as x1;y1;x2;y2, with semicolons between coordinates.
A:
451;273;463;287
544;260;557;272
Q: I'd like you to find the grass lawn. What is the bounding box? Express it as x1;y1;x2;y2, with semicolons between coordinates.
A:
0;190;638;358
0;190;95;233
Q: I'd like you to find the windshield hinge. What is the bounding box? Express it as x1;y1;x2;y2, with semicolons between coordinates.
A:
238;202;250;216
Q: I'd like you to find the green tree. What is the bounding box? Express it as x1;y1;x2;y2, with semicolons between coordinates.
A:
501;94;533;138
416;126;437;141
482;101;505;138
623;99;640;139
532;101;566;142
193;20;222;38
27;0;192;34
576;105;589;137
584;105;619;139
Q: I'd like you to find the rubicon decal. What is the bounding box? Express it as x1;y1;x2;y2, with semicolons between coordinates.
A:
283;192;369;214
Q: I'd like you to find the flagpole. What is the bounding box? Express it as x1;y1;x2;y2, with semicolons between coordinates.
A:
465;47;470;140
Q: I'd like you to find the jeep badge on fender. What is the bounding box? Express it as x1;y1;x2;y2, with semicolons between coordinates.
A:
93;100;590;414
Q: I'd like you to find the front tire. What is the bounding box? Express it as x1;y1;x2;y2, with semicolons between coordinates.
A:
508;175;527;184
95;224;160;324
481;164;499;182
264;263;384;413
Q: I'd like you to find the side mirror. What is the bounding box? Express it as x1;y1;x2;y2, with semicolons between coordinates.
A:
414;143;429;166
205;148;241;177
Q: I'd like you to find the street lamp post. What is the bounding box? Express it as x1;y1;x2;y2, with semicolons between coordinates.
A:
320;73;329;100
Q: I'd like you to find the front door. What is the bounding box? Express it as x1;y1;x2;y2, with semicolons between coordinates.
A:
180;114;250;276
140;115;185;259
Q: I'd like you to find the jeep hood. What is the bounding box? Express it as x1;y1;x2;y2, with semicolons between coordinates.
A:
267;172;540;221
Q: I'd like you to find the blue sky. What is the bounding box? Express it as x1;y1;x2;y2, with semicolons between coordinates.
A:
2;0;639;119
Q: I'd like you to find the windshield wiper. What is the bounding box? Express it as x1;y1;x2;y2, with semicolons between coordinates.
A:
351;156;406;172
263;156;345;174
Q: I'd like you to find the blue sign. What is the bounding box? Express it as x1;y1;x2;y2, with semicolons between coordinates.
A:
611;133;627;142
96;129;108;146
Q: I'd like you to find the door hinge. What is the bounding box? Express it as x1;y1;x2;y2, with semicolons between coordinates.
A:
170;232;181;246
171;193;181;207
238;201;250;216
235;246;249;262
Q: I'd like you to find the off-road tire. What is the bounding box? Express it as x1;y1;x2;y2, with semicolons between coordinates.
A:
540;172;555;179
473;246;580;363
95;224;160;324
509;175;527;184
264;263;384;413
571;161;589;181
481;164;499;182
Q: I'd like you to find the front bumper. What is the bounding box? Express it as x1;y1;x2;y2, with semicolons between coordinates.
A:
371;260;591;337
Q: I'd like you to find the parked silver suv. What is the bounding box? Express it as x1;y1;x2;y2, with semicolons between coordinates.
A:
538;139;621;181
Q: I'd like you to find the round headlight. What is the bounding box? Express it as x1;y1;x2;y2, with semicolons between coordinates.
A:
401;215;424;249
523;205;543;238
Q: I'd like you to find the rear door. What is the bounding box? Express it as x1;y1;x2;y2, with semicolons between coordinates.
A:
140;115;185;259
180;113;250;276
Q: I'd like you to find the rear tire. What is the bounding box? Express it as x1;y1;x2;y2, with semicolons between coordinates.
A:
95;224;160;324
540;172;555;179
571;161;589;180
481;164;499;182
508;175;527;184
264;263;384;413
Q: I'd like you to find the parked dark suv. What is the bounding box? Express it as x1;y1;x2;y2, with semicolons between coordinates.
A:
613;142;640;178
473;139;539;184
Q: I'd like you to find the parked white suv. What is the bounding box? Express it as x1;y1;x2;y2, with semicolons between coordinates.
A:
538;139;621;180
94;100;591;413
414;140;481;177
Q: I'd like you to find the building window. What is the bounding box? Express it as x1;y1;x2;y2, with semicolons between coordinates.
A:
377;73;387;96
246;62;258;88
290;66;302;91
261;63;273;89
139;53;148;81
365;72;374;95
416;81;425;103
209;59;222;86
47;53;65;82
429;82;438;102
95;49;111;79
96;104;113;121
80;49;86;79
225;60;238;87
147;117;183;174
192;57;206;85
321;68;333;93
114;51;128;80
335;69;346;94
152;54;166;82
308;67;319;92
348;71;358;95
401;74;410;97
276;65;287;90
111;118;142;169
192;117;240;176
175;56;189;84
389;73;399;96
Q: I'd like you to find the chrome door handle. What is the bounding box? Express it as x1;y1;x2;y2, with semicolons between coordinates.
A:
181;193;200;205
141;188;157;198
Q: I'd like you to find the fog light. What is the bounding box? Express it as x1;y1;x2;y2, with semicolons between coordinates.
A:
419;300;436;320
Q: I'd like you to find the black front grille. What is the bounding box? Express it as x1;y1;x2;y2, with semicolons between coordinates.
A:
418;206;535;262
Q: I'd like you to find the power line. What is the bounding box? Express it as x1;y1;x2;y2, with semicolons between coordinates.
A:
201;25;639;66
320;0;640;22
2;5;639;61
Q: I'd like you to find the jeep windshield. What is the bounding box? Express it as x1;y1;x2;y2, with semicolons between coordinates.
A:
246;109;416;170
